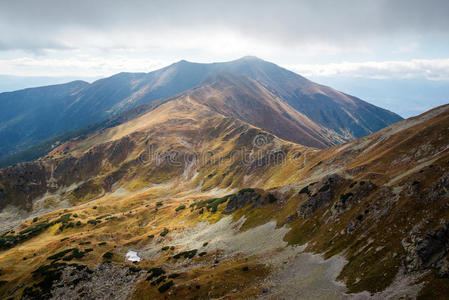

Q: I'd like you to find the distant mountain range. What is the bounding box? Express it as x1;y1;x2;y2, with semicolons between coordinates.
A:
0;56;402;163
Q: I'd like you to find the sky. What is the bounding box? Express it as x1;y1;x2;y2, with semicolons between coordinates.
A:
0;0;448;116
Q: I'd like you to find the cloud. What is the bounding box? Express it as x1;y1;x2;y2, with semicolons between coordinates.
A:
0;0;448;52
0;0;448;78
0;54;169;77
288;59;449;80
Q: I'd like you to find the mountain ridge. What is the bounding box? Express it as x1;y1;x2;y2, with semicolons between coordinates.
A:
0;96;446;298
0;57;402;161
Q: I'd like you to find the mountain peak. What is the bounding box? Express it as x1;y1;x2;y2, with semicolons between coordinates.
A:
237;55;262;61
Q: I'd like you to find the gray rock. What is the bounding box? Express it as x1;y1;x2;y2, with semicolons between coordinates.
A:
49;262;144;300
424;172;449;203
435;257;449;278
331;180;377;216
224;189;262;213
297;174;345;218
402;221;449;274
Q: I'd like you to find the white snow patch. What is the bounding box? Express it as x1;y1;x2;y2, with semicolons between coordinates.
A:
125;250;141;262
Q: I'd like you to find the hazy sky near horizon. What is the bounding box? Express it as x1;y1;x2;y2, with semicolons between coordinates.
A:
0;0;448;80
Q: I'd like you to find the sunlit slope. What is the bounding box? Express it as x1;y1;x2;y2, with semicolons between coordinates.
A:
0;94;446;298
0;57;402;162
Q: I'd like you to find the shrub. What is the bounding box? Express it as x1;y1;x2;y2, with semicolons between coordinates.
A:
156;201;163;207
173;249;197;259
151;275;166;286
47;248;76;260
340;192;353;203
56;214;72;223
349;181;358;188
87;219;101;225
146;267;165;281
158;280;174;293
175;205;186;212
319;184;330;193
98;242;107;246
160;228;169;237
102;252;113;259
129;267;141;272
238;188;255;194
168;273;180;279
32;217;39;223
198;252;207;257
299;186;310;195
62;248;85;261
268;193;277;203
161;246;169;251
196;195;230;213
65;222;75;229
148;234;154;239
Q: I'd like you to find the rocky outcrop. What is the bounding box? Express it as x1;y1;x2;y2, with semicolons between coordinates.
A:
223;188;279;214
424;171;449;203
50;263;144;300
224;189;263;213
297;174;346;218
331;180;377;216
402;221;449;277
21;262;144;300
0;162;49;211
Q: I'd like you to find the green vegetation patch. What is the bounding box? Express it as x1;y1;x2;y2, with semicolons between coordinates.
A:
318;184;330;193
0;214;74;250
102;252;113;259
173;249;197;259
175;205;186;212
160;228;169;237
151;275;166;286
146;267;166;281
194;195;231;213
47;248;90;261
158;280;174;293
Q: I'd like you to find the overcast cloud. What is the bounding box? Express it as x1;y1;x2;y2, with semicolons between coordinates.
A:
0;0;448;79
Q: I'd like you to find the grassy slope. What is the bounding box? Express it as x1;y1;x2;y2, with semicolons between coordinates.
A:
0;99;448;298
